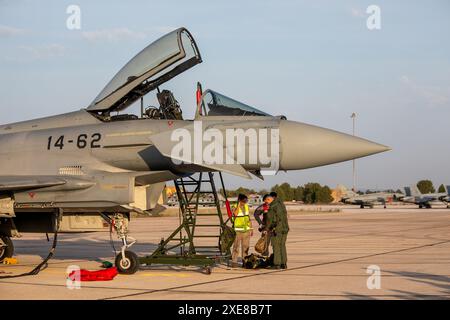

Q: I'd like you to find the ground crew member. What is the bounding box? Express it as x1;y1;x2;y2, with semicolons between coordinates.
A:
231;194;253;267
254;194;273;256
266;192;289;269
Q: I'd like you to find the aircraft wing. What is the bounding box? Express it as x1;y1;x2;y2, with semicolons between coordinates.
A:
0;176;66;191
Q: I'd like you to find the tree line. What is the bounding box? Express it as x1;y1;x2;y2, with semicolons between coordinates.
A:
416;180;447;194
223;182;334;204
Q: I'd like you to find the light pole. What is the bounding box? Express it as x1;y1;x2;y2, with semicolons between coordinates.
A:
351;113;357;191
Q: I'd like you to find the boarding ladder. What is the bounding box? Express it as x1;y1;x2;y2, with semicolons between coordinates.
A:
139;172;233;273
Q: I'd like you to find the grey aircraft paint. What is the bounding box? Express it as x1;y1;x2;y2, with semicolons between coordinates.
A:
0;27;390;238
338;185;401;208
398;185;449;208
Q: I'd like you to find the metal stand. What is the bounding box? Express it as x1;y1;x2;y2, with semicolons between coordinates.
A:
139;172;232;274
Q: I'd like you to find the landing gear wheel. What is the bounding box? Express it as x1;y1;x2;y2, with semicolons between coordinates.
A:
115;251;139;274
0;236;14;263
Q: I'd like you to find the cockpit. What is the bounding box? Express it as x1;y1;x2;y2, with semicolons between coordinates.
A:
197;90;271;117
86;27;273;122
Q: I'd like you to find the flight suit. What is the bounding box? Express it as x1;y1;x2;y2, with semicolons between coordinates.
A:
266;198;289;266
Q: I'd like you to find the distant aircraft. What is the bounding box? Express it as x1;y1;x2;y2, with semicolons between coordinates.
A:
0;27;390;272
338;185;400;208
439;185;450;208
397;185;449;208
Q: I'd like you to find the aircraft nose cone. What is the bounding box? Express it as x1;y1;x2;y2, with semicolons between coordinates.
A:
279;121;390;170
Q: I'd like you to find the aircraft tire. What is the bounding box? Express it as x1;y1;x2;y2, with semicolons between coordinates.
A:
0;236;14;262
115;251;139;274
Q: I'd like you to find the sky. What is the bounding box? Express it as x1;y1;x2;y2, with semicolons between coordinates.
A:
1;0;449;191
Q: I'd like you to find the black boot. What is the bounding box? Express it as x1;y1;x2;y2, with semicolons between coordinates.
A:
280;264;287;269
268;265;281;270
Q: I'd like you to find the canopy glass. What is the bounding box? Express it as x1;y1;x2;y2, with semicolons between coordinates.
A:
198;90;271;117
88;27;201;114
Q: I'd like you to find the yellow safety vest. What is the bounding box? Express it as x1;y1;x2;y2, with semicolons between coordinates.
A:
232;204;251;232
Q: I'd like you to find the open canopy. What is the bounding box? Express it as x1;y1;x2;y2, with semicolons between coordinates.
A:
197;90;272;117
88;27;201;114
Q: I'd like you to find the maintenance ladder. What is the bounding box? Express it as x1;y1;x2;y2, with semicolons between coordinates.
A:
139;172;233;273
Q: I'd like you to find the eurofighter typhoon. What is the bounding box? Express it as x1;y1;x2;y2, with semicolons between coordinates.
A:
0;28;390;272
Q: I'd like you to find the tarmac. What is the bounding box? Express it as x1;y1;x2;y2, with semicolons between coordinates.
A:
1;205;450;300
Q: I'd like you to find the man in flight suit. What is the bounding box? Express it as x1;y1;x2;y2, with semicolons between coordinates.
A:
266;192;289;269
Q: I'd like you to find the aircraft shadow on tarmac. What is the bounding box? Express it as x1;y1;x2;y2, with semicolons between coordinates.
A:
344;270;450;300
11;235;160;261
9;236;225;273
385;270;450;298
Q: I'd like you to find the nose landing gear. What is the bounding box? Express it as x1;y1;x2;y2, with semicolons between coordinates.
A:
104;213;139;274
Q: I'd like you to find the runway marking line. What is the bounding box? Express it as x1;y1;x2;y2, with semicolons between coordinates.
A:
140;273;190;278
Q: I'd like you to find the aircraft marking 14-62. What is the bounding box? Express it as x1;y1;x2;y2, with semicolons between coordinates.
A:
46;133;102;150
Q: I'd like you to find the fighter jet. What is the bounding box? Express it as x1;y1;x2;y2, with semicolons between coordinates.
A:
0;27;390;268
338;185;400;208
397;185;449;208
444;186;450;208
